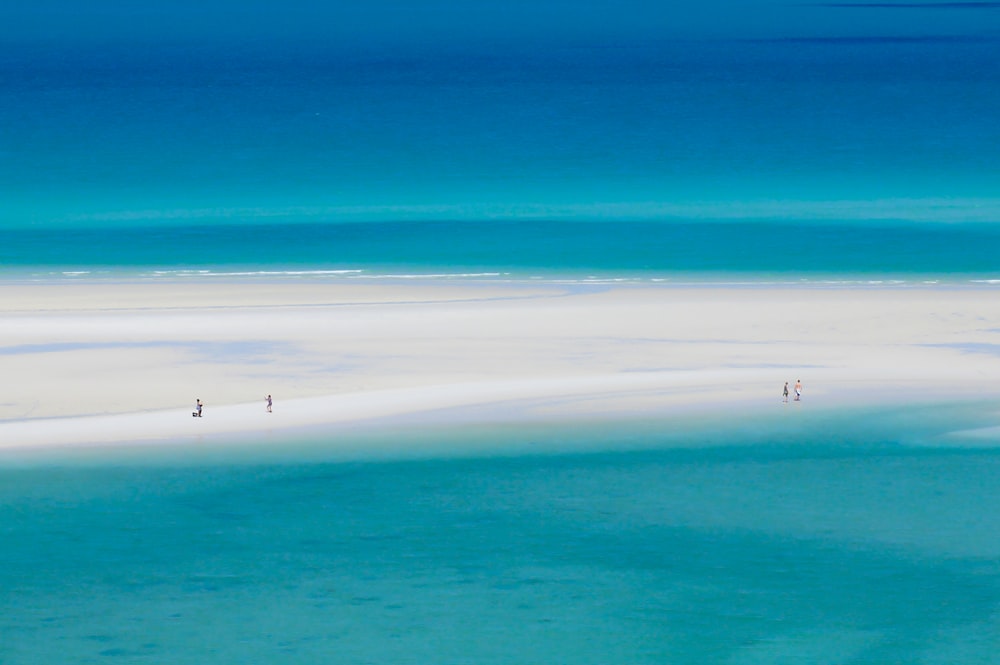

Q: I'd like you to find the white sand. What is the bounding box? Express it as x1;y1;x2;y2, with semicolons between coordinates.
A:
2;279;1000;449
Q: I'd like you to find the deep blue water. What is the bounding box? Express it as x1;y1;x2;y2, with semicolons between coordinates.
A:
2;33;999;230
4;22;999;281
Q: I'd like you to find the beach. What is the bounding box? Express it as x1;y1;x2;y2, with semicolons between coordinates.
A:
3;278;999;450
7;1;1000;659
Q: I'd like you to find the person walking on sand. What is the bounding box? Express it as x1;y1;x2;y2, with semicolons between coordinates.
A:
782;382;789;403
195;398;203;417
794;379;802;401
266;394;272;413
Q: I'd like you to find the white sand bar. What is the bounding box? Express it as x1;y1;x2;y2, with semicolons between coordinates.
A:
2;279;1000;448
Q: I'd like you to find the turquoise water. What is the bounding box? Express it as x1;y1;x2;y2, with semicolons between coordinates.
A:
4;220;1000;283
4;406;1000;663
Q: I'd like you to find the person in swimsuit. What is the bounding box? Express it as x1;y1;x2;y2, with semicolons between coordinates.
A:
782;382;789;403
266;394;272;413
794;380;802;401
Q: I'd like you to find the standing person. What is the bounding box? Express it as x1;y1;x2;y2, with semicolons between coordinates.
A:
195;398;203;417
266;394;272;413
794;379;802;401
782;382;789;403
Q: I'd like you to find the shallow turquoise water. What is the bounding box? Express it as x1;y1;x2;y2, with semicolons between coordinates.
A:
4;220;1000;283
4;405;1000;663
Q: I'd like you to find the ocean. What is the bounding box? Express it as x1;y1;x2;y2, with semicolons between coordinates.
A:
3;31;999;233
4;219;1000;284
4;2;1000;662
4;405;1000;663
4;28;999;284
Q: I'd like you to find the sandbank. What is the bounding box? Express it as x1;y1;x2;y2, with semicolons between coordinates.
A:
2;279;1000;450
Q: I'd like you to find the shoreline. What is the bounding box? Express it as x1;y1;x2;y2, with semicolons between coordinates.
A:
3;374;998;453
5;268;1000;288
2;279;1000;451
